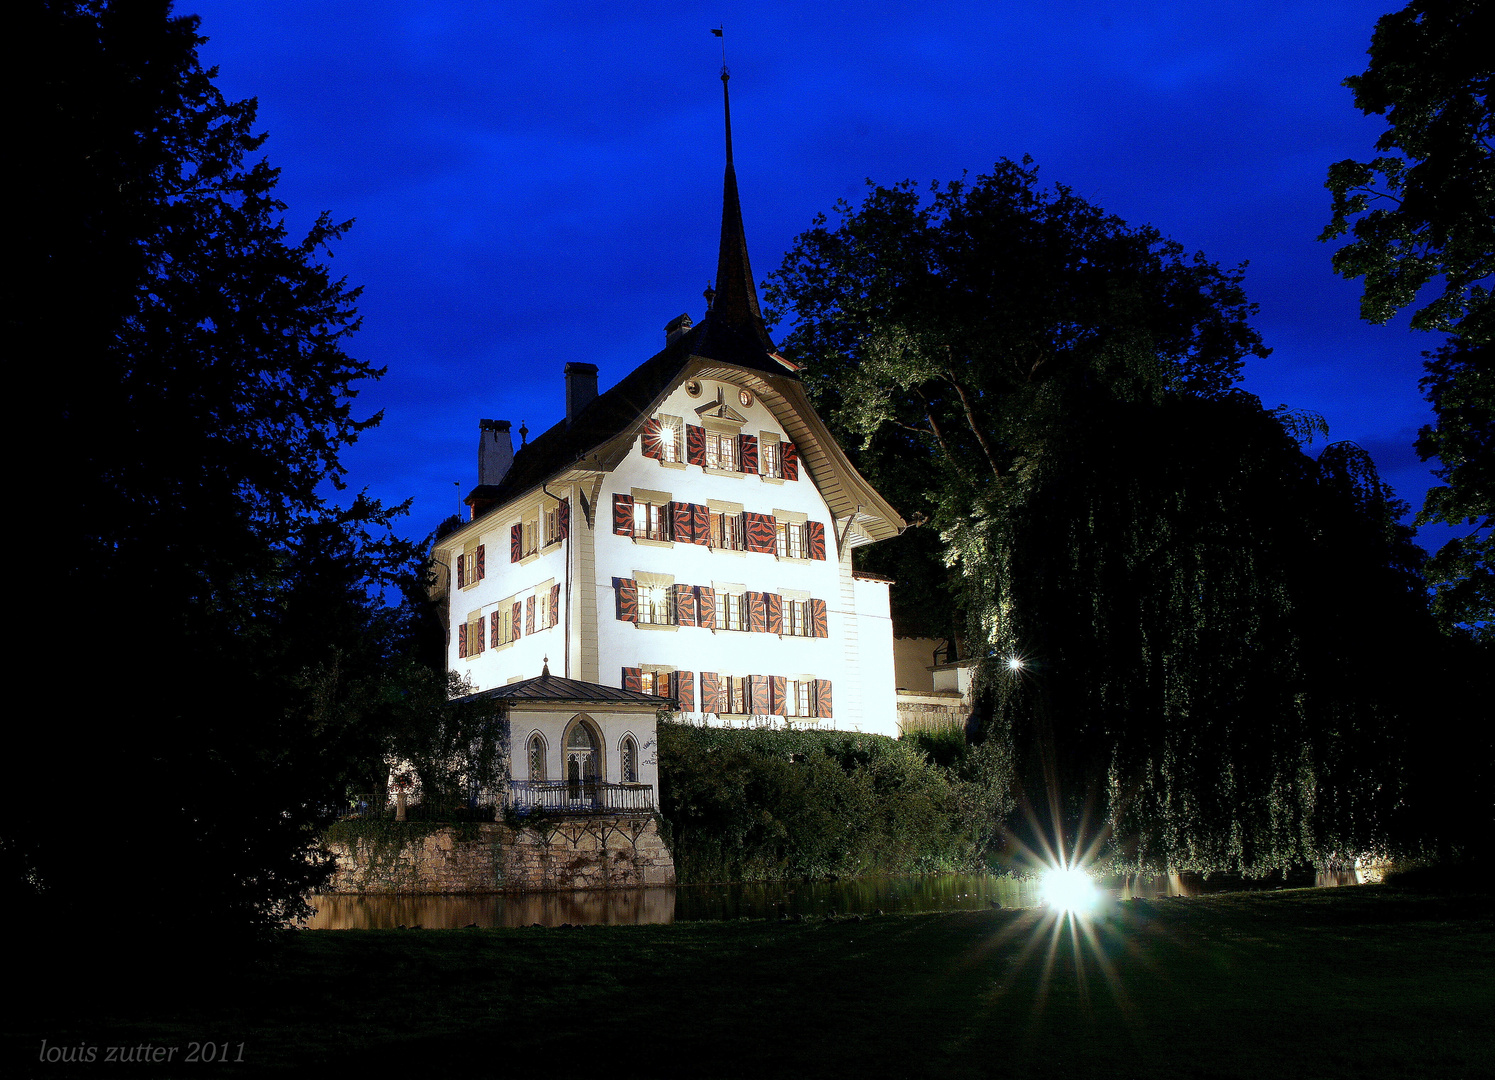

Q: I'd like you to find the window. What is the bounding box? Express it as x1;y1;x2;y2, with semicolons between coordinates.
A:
709;511;745;550
776;522;805;559
523;519;539;557
719;675;746;714
633;500;671;542
639;670;671;697
715;591;747;632
535;589;549;630
638;582;676;626
544;505;560;546
704;430;737;471
496;598;515;645
621;736;639;783
528;733;546;780
658;415;683;463
786;679;813;717
760;441;781;479
785;599;806;637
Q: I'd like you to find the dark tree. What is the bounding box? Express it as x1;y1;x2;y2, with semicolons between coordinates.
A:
1321;0;1492;637
8;1;428;948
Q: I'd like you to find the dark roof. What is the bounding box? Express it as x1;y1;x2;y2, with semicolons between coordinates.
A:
455;669;674;708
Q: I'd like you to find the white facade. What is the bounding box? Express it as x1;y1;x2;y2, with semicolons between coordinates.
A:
434;366;904;738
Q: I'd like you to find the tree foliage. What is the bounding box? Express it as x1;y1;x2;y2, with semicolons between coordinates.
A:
9;1;435;946
768;162;1487;872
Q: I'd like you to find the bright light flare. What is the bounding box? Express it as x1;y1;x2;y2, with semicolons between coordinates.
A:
1006;657;1023;671
1041;866;1098;915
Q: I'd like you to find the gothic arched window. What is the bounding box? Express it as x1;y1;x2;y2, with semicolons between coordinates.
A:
621;735;639;784
528;733;546;781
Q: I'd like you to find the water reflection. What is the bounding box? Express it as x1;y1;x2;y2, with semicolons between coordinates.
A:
302;867;1373;930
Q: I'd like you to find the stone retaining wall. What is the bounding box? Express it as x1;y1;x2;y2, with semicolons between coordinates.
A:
324;815;675;894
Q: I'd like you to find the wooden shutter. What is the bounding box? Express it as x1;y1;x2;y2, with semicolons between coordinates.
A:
744;512;776;553
700;672;722;713
814;679;833;718
612;493;635;536
475;544;486;579
691;503;710;545
806;521;827;561
686;424;706;466
769;675;787;715
557;498;570;539
672;501;694;544
512;602;522;640
739;433;759;474
613;577;638;622
458;623;468;658
641;417;664;459
809;598;828;638
511;524;522;562
746;591;767;632
526;596;536;635
457;555;466;588
747;675;769;714
671;670;696;712
783;442;799;480
491;610;502;648
674;583;697;627
474;616;485;653
695;585;716;628
765;593;783;635
622;667;643;693
549;583;561;627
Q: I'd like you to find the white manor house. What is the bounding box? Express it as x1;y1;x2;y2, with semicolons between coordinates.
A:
428;73;974;816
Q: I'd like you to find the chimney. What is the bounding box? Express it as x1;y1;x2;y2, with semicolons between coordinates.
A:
565;362;598;421
478;419;513;486
665;313;693;344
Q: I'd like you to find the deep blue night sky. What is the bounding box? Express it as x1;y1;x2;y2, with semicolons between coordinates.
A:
188;1;1455;552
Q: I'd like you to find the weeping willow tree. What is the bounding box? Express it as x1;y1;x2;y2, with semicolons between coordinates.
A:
766;160;1463;873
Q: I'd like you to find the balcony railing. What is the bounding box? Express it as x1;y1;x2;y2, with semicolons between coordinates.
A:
509;780;655;816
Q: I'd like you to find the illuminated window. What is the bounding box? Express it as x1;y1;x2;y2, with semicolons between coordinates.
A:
638;583;675;626
639;670;671;697
523;520;538;556
658;415;684;462
544;505;560;546
709;510;744;550
704;431;736;471
632;500;671;542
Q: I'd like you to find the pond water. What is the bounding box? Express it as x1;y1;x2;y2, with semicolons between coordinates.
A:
302;867;1373;929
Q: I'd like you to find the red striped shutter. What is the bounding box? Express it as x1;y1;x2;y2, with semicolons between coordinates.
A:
613;494;635;536
809;598;828;638
550;583;561;626
672;501;694;544
557;498;570;539
457;555;466;588
747;675;769;714
700;672;722;713
613;577;638;622
739;433;759;474
458;623;468;657
511;524;522;562
512;602;522;640
686;424;706;466
641;417;664;459
622;667;643;693
765;593;783;634
783;442;799;480
671;671;695;712
744;512;777;554
691;503;709;545
745;591;767;632
769;675;787;715
491;611;501;648
474;615;485;653
806;522;827;561
814;679;833;718
475;545;486;580
695;586;716;628
526;596;536;635
674;584;697;627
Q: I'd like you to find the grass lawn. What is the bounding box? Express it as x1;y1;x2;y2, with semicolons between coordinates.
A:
7;885;1491;1078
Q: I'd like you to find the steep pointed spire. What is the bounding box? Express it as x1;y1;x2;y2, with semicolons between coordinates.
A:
697;64;782;368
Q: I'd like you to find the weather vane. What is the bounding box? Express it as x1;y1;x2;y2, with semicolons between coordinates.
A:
711;25;727;78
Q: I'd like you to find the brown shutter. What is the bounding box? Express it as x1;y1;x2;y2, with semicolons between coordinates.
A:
513;602;523;640
613;493;635;536
457;555;466;588
674;583;697;627
557;498;570;539
765;593;783;635
686;424;706;466
744;512;777;554
491;610;501;648
809;598;828;638
641;417;664;459
814;679;833;718
770;675;787;715
474;615;485;653
672;501;694;544
458;623;468;658
745;591;767;633
475;544;486;579
806;521;827;561
739;433;759;474
526;596;536;635
613;577;638;622
747;675;769;714
622;667;643;693
511;524;522;562
670;670;695;712
691;503;710;545
783;442;799;480
549;583;561;627
695;586;716;628
700;672;722;713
